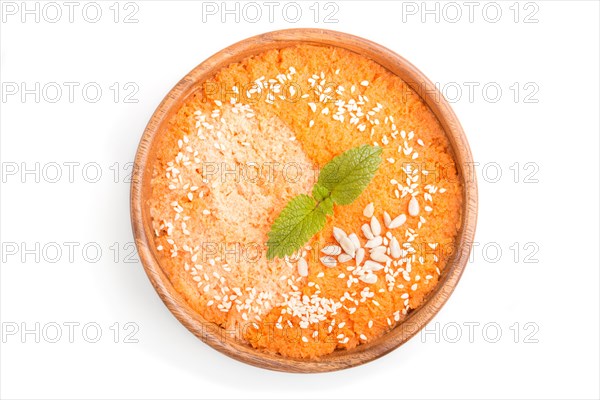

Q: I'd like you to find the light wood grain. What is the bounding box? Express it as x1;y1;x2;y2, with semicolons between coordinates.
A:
130;29;478;373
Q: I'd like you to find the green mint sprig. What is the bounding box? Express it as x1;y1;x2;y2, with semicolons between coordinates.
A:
266;145;382;260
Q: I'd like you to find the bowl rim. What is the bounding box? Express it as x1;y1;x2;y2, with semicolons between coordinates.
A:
131;28;478;373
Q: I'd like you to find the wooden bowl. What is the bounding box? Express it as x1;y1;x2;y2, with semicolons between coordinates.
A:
131;29;478;372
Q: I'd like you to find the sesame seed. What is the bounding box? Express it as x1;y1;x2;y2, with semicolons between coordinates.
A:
363;202;375;218
322;245;342;256
338;253;353;263
388;214;407;229
348;233;361;249
333;227;348;242
338;235;356;258
360;274;378;284
408;197;420;216
355;248;365;267
362;224;375;240
297;258;308;277
370;216;381;236
365;236;383;248
320;256;337;268
364;260;384;271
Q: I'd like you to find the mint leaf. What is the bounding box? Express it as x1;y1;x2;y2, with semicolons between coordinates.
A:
318;197;334;216
312;183;329;202
266;145;382;260
266;195;327;260
318;145;383;205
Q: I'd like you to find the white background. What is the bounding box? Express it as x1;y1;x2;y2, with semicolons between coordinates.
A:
1;1;599;399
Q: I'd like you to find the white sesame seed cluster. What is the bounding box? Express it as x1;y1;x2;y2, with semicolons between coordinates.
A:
152;93;315;327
